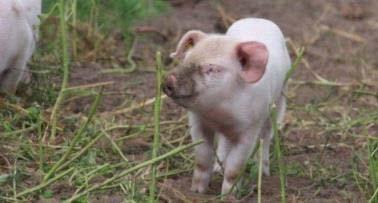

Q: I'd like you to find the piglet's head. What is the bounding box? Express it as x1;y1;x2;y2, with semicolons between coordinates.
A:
162;30;269;109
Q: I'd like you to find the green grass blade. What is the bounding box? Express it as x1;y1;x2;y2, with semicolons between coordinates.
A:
149;51;163;202
285;47;304;84
43;0;70;142
257;139;263;203
271;105;286;203
368;139;378;203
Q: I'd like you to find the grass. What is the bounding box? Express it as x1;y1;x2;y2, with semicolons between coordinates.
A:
0;0;377;202
1;0;176;202
271;104;286;203
257;139;264;203
149;51;163;202
368;139;378;203
44;0;71;142
64;140;203;202
42;0;167;32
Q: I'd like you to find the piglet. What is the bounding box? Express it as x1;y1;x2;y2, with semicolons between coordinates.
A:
0;0;41;94
162;18;291;195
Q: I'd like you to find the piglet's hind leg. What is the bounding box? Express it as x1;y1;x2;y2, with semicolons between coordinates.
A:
0;55;28;94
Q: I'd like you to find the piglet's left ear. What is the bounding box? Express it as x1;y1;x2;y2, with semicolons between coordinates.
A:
236;41;269;83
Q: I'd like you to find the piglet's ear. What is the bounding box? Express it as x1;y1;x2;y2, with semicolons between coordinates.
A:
170;30;207;60
236;41;269;83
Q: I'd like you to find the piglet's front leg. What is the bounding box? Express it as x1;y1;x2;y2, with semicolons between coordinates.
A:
189;113;214;194
222;131;259;195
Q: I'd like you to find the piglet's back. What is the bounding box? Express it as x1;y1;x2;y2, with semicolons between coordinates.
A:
226;18;286;53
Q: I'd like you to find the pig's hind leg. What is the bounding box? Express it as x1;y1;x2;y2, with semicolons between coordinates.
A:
0;54;28;94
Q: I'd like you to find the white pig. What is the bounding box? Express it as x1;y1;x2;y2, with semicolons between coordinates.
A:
0;0;41;93
22;0;41;38
162;18;291;195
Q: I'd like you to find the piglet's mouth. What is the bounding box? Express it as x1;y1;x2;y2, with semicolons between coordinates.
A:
161;83;198;100
170;94;198;108
170;93;197;100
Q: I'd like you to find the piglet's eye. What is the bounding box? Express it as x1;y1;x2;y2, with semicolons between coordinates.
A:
201;65;220;75
206;67;214;74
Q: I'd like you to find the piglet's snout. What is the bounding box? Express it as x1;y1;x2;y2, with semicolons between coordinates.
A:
162;74;177;97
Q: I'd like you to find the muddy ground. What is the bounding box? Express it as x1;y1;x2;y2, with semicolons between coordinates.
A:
3;0;378;202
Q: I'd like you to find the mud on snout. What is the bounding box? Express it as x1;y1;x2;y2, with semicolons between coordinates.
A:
162;64;199;107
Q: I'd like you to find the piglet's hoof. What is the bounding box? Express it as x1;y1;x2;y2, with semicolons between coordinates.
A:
190;183;207;194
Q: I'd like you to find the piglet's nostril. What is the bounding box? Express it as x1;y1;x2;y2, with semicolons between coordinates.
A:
164;84;174;96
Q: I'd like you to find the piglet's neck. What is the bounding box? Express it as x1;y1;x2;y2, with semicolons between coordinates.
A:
197;105;240;138
197;103;235;123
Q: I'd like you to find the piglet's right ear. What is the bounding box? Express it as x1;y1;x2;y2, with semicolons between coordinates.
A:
170;30;206;60
236;41;269;83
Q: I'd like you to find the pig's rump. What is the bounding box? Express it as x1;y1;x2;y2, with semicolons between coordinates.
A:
0;0;34;90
